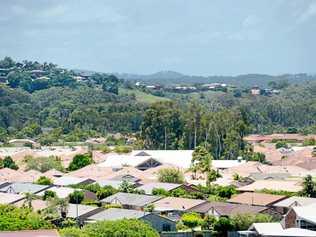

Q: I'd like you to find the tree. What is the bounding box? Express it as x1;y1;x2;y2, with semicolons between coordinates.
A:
36;176;52;185
3;156;18;170
118;180;137;193
83;219;159;237
181;212;204;230
68;154;93;171
191;146;217;186
43;190;57;200
69;191;84;204
96;186;117;200
157;168;184;184
0;204;51;231
301;175;316;197
231;213;274;231
213;217;234;236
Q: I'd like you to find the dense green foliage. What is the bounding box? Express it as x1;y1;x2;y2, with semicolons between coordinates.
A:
1;156;18;170
157;168;184;184
60;219;159;237
24;156;64;172
68;191;84;204
68;154;93;171
0;205;51;231
35;176;53;185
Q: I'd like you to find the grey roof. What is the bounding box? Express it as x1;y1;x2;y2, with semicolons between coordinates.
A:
88;208;147;221
137;182;182;194
101;192;162;207
249;172;290;180
0;182;50;194
66;204;100;219
110;174;140;183
96;180;135;189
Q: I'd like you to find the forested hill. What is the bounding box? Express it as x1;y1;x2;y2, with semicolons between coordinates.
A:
1;57;316;153
115;71;316;87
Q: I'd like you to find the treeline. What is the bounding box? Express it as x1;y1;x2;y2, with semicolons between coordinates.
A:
0;57;316;146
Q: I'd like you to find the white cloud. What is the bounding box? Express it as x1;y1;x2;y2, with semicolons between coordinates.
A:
297;1;316;23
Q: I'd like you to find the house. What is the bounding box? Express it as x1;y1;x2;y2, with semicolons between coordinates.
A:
249;172;290;181
273;196;316;214
212;159;246;170
43;169;64;179
53;176;95;186
235;222;316;237
66;164;116;181
14;199;49;211
188;201;268;217
0;182;50;195
228;192;287;206
0;230;60;237
283;203;316;231
251;86;261;95
98;150;194;169
65;204;103;224
96;179;136;189
152;197;206;220
0;192;24;205
237;180;302;193
8;139;40;148
101;192;162;210
37;186;96;200
137;182;184;195
87;208;176;233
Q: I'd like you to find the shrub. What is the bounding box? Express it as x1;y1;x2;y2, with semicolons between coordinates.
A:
24;155;64;172
61;219;159;237
0;205;51;231
68;154;93;171
84;219;159;237
158;168;184;184
181;212;204;230
303;138;316;146
275;141;288;149
96;186;117;200
3;156;18;170
43;190;57;200
113;146;132;154
69;191;84;204
231;213;274;231
36;176;53;185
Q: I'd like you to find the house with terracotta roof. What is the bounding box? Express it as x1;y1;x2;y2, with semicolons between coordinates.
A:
237;180;302;193
228;192;287;206
188;201;269;217
152;197;206;221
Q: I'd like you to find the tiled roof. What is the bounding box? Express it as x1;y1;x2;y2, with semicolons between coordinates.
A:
228;192;287;206
153;197;206;211
101;192;161;207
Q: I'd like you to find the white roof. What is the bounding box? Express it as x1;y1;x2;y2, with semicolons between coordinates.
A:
273;196;316;208
293;203;316;225
37;186;76;199
212;160;246;169
137;182;182;194
53;176;88;186
250;223;316;236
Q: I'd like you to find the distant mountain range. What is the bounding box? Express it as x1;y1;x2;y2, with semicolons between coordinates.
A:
115;71;316;88
74;69;316;88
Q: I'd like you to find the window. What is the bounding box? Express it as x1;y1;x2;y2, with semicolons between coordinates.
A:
162;224;171;231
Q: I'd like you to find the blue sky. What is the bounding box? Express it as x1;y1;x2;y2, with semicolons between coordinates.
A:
0;0;315;75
